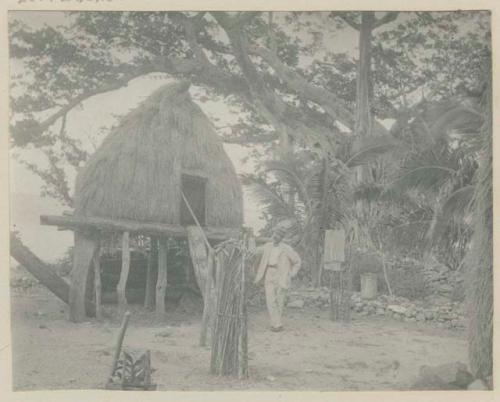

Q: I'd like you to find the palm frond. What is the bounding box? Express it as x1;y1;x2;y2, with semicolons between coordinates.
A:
264;159;313;215
353;182;383;203
345;135;400;167
431;105;483;140
441;185;475;223
388;164;456;195
240;174;296;220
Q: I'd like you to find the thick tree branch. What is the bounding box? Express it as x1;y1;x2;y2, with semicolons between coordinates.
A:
169;12;250;97
249;44;356;130
211;11;354;150
373;12;399;29
27;63;166;136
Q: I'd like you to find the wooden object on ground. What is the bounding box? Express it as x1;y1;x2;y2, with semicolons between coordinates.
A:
117;232;131;314
329;240;353;322
106;349;157;391
144;237;157;310
94;247;102;320
155;238;168;321
69;231;99;322
41;214;238;241
108;311;131;384
329;270;342;321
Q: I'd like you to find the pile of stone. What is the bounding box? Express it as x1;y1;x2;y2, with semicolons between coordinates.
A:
350;293;465;328
421;261;464;299
286;287;465;328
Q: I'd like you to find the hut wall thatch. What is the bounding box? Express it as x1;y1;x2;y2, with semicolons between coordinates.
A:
74;81;243;228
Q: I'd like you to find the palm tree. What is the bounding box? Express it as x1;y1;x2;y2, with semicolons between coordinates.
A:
386;95;485;270
241;134;398;286
464;83;492;383
387;80;492;382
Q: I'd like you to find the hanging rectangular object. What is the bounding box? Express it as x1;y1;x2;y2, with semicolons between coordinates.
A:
323;229;345;271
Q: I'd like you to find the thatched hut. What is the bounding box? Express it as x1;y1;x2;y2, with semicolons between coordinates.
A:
42;81;243;322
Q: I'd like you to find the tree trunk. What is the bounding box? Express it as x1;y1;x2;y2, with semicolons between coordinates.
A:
355;12;374;139
69;231;99;322
144;237;158;310
466;86;492;383
117;231;130;315
94;246;102;320
10;232;96;318
355;12;375;188
155;238;168;321
10;232;70;304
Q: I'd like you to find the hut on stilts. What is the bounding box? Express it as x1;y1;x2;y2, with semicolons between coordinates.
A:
41;80;243;323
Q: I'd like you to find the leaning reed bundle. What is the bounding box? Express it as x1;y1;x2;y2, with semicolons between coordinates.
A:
210;240;248;378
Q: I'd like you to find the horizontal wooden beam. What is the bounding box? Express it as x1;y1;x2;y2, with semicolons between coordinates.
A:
40;214;239;241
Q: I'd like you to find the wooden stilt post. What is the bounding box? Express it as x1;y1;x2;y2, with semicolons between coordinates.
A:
69;231;99;322
199;248;215;346
94;246;102;321
155;238;168;321
144;237;157;310
238;236;248;379
117;231;130;315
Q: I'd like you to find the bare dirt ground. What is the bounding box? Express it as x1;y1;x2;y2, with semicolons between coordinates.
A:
10;286;467;391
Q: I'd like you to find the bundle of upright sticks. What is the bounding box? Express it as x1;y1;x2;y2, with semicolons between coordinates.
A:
210;236;249;379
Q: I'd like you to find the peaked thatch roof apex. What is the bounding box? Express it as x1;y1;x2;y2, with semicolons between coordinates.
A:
74;80;243;228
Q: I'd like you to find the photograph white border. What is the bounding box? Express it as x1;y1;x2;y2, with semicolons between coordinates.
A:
0;1;498;401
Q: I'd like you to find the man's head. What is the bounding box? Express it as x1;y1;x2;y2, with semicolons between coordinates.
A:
272;225;287;245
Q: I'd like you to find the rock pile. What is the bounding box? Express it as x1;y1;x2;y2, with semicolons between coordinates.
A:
421;261;464;299
350;293;465;328
286;287;465;328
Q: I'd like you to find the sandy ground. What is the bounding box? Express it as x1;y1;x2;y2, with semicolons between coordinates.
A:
9;286;467;391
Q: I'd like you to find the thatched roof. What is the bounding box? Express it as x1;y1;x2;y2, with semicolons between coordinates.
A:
74;80;243;228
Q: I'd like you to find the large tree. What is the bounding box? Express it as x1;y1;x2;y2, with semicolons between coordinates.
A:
10;11;489;204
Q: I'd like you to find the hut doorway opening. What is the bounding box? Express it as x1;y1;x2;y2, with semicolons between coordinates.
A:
180;174;207;226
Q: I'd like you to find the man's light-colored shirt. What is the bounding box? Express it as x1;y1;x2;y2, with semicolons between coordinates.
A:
268;243;284;266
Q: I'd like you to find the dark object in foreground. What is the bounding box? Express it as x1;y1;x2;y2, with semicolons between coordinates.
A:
105;311;157;390
106;350;157;391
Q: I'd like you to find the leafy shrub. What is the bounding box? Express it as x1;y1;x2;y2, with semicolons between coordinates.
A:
389;262;431;300
50;247;74;277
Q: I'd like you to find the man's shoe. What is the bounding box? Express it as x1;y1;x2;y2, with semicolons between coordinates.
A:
271;326;284;332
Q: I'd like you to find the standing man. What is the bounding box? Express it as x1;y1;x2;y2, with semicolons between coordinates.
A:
253;225;301;332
